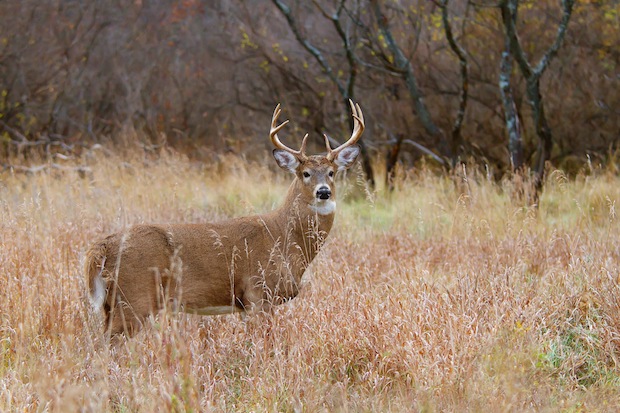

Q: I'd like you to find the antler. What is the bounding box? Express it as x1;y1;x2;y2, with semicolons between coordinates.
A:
325;100;365;161
270;104;308;158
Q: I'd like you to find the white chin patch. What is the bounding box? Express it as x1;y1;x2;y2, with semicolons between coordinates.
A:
310;200;336;215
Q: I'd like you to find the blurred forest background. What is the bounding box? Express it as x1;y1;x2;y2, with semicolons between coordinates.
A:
0;0;618;186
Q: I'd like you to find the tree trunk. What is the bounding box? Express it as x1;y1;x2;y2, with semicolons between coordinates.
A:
499;49;524;172
385;133;404;191
528;79;552;191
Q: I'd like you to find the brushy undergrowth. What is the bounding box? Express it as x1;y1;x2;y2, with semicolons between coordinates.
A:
1;149;620;412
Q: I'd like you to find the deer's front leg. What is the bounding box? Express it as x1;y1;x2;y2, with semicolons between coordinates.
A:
239;279;276;315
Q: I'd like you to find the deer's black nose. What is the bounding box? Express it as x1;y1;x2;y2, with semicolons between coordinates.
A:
316;186;331;200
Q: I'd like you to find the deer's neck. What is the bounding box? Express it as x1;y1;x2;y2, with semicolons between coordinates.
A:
273;178;335;257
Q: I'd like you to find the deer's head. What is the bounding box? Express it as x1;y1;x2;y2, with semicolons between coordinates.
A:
270;101;364;215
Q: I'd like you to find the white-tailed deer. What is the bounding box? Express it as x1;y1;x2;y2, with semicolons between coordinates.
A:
85;100;364;336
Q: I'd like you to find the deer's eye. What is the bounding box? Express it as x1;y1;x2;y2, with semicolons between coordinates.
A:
328;171;334;178
303;171;311;178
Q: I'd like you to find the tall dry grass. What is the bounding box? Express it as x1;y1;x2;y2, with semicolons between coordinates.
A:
1;150;620;412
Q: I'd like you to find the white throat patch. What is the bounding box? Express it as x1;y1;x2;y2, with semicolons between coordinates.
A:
310;200;336;215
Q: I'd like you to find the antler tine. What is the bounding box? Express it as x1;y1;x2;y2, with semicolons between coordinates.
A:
327;99;365;160
299;133;309;156
270;104;306;157
323;133;332;152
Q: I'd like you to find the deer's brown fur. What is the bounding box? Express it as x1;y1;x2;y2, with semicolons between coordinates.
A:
85;102;364;336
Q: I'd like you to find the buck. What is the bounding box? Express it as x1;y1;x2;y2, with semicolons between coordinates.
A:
85;100;364;336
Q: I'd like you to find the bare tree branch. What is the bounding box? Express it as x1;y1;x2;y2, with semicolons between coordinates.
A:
533;0;575;77
3;162;92;177
369;0;450;160
272;0;346;97
438;0;470;163
500;0;575;191
402;139;447;166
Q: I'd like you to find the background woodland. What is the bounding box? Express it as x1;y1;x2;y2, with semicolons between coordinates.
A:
0;0;618;186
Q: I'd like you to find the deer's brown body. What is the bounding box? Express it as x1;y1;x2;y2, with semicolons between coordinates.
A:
85;102;364;336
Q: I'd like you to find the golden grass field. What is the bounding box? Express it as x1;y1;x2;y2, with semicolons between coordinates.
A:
1;149;620;412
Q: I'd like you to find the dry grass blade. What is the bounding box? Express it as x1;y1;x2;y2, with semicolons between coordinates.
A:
1;151;620;411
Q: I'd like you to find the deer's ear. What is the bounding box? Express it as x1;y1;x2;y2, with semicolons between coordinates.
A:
273;149;300;173
334;145;360;171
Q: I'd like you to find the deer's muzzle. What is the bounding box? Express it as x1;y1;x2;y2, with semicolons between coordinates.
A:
316;186;331;200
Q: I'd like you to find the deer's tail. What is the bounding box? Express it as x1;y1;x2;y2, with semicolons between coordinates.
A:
84;240;108;313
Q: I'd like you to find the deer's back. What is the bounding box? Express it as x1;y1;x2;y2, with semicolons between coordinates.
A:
99;217;276;308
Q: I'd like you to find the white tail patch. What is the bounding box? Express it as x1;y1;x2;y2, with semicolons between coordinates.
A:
90;272;107;312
